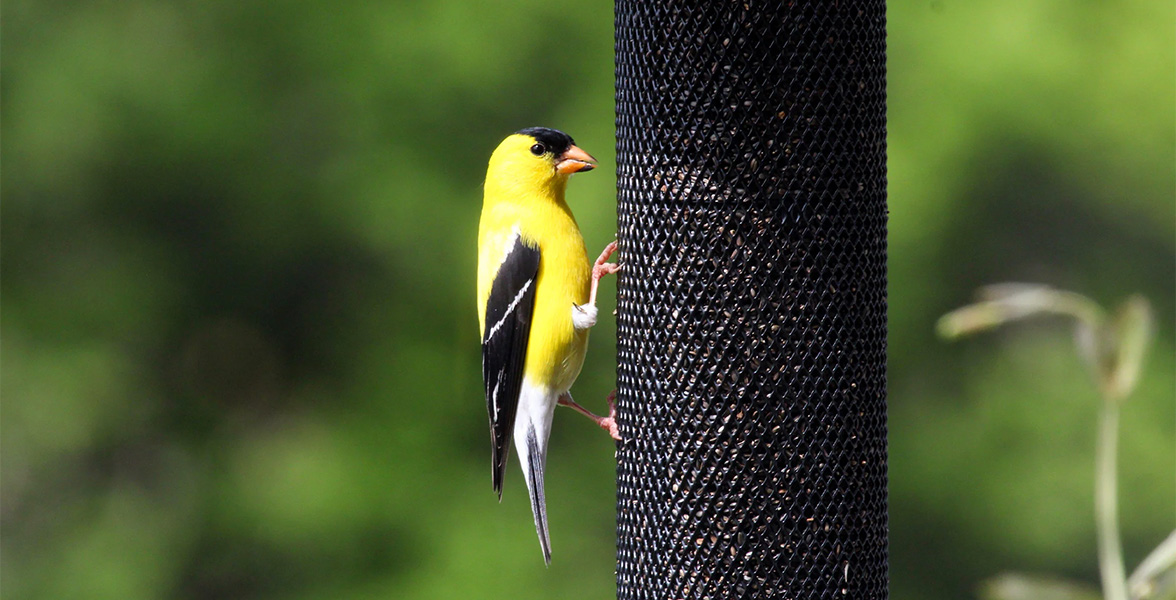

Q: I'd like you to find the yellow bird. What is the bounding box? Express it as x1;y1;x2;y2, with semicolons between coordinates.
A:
477;127;620;564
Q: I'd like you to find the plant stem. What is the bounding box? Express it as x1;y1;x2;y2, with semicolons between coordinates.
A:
1096;398;1128;600
1127;529;1176;598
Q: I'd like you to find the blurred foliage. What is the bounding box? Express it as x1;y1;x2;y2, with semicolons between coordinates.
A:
980;573;1103;600
1128;531;1176;600
2;1;1173;599
942;287;1169;600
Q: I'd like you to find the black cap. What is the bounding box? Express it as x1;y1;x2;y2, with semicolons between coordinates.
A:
516;127;574;155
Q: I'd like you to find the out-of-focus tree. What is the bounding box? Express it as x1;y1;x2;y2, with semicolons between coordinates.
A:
2;1;1172;599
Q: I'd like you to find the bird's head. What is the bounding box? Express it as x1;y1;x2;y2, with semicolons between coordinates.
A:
485;127;596;196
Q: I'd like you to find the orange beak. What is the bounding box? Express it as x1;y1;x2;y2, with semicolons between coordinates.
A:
555;145;596;174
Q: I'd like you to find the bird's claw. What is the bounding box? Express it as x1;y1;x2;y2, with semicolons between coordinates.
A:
589;239;621;305
602;390;622;441
593;241;621;279
593;261;622;282
594;240;618;267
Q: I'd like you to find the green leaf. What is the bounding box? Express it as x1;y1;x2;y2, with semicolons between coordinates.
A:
937;284;1104;340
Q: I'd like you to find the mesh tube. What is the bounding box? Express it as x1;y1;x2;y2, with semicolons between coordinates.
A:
614;2;888;598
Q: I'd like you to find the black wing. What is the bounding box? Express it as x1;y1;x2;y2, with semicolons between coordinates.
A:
482;236;541;498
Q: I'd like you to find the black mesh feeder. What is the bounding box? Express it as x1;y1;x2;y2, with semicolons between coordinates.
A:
613;1;888;598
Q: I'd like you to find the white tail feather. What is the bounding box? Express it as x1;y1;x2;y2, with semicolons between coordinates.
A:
514;381;557;564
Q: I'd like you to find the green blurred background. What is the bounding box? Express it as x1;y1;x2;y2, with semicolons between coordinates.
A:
2;1;1173;599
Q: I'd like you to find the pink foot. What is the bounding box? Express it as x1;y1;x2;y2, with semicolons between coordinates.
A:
558;391;623;442
589;240;621;305
599;390;621;441
593;240;621;280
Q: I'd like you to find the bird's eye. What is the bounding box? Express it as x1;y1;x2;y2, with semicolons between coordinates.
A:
530;143;546;156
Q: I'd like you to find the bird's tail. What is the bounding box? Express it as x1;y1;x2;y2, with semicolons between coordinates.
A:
521;424;551;564
513;383;556;564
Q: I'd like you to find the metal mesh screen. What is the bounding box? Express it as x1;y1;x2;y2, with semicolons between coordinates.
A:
614;1;888;598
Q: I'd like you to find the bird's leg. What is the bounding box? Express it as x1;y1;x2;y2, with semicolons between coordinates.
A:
589;240;621;306
573;240;621;331
558;391;621;441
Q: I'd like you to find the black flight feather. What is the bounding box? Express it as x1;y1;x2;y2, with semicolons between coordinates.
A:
482;235;541;499
526;425;551;564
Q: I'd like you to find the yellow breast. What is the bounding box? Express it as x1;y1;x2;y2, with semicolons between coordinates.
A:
523;201;590;392
478;184;591;394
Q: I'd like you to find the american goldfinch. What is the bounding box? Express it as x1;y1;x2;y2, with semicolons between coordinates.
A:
477;127;621;564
